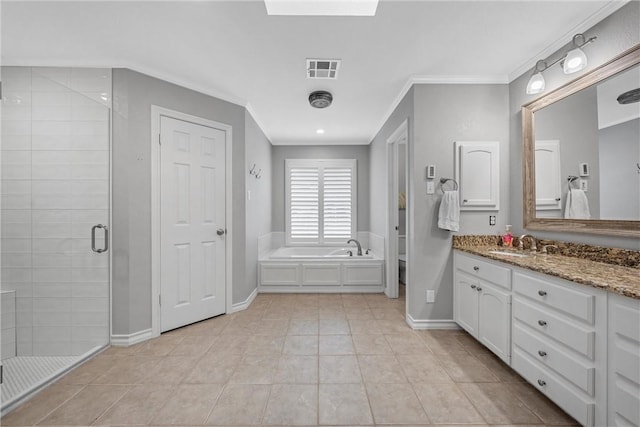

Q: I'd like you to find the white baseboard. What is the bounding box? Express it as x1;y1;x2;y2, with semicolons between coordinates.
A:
406;314;460;330
230;287;258;313
110;328;153;347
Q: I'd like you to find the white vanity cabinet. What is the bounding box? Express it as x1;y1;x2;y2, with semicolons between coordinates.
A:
453;252;511;363
511;270;607;427
607;293;640;427
454;141;500;211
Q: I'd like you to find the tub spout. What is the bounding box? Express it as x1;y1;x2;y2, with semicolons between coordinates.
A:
347;239;362;256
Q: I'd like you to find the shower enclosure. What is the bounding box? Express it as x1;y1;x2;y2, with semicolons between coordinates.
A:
0;67;111;414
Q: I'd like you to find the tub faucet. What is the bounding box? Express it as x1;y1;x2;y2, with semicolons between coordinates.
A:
519;234;537;252
347;239;362;256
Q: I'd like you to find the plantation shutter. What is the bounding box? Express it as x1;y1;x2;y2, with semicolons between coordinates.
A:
323;167;353;241
289;167;319;240
286;159;357;245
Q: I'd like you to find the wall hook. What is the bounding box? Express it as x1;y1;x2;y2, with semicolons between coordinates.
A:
249;164;256;175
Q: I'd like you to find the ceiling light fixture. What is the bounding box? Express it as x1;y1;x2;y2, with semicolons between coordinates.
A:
525;33;596;95
309;90;333;108
316;129;325;134
264;0;378;16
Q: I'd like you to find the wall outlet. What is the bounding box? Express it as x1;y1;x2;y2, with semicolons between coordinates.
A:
489;215;496;226
426;290;435;303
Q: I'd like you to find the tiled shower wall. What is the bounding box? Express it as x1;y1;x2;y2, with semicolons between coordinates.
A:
1;67;111;357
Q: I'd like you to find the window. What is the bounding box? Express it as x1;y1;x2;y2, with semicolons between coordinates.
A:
285;159;357;245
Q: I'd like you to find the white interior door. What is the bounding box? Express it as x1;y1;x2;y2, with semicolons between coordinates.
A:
160;116;226;332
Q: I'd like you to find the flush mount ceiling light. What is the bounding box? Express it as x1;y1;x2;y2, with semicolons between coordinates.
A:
265;0;378;16
525;33;596;95
316;129;325;134
617;88;640;104
309;90;333;108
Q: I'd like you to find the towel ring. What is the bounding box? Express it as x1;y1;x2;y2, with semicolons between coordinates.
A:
439;178;458;194
567;175;579;191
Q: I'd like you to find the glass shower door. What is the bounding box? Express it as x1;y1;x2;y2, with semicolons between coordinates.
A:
1;66;111;413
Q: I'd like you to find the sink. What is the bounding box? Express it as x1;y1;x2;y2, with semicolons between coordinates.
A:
487;250;532;258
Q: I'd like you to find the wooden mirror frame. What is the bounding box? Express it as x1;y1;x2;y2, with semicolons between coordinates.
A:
522;44;640;238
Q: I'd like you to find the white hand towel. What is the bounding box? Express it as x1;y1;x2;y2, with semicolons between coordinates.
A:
438;190;460;232
564;189;591;219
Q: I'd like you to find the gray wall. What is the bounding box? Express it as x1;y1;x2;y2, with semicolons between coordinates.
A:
112;69;247;335
509;1;640;250
599;118;640;220
369;88;414;238
535;86;600;218
271;145;370;232
245;111;272;300
410;84;509;321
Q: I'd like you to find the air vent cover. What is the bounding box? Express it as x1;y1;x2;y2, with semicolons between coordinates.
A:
307;59;340;79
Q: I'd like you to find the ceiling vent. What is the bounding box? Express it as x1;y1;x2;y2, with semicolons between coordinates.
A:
309;91;333;109
307;59;340;79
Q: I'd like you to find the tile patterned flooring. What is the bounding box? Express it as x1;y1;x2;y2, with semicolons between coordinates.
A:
1;291;578;426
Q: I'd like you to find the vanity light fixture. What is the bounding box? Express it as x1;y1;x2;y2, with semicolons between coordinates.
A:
525;33;597;95
526;60;547;95
563;34;591;74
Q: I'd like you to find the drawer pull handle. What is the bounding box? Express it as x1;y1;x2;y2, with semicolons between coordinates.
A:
538;350;547;357
538;290;547;296
470;284;476;289
537;379;546;387
538;320;547;326
476;287;482;292
473;266;479;271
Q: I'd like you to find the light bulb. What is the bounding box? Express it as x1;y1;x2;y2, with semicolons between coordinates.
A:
526;72;546;95
563;47;587;74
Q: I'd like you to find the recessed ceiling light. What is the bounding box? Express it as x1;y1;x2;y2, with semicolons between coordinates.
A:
265;0;378;16
316;129;325;134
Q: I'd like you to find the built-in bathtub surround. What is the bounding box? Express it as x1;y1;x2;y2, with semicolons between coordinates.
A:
453;236;640;299
258;233;385;293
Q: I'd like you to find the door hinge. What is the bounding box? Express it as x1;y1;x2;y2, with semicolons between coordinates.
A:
0;364;3;384
158;294;162;306
158;134;161;145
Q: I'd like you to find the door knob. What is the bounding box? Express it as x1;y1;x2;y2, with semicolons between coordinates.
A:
217;228;226;236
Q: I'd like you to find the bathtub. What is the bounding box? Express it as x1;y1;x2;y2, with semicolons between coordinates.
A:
259;247;384;292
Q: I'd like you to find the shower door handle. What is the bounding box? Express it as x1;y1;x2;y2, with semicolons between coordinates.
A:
91;224;109;253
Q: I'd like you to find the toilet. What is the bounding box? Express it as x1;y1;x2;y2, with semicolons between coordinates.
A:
398;235;406;283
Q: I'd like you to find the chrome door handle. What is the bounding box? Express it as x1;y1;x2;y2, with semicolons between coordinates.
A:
217;228;226;236
91;224;109;253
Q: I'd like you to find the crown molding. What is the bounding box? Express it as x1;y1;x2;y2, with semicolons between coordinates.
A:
507;0;629;82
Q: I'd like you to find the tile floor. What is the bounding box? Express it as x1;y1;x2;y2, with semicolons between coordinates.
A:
1;291;578;426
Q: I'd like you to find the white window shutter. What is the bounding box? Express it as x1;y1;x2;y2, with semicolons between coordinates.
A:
289;167;319;240
323;167;353;241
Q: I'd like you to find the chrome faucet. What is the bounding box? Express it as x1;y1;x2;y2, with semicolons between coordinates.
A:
519;234;537;252
347;239;362;256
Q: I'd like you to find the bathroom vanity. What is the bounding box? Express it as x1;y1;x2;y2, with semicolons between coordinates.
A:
453;242;639;427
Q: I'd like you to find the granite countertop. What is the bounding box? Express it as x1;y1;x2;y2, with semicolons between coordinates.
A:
453;242;640;300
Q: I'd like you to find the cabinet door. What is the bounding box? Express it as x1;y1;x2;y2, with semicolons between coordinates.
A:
454;270;478;336
478;281;511;363
455;141;500;210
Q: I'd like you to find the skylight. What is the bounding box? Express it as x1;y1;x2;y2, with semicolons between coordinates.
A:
264;0;378;16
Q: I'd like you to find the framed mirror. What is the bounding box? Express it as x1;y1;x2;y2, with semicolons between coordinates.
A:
522;44;640;237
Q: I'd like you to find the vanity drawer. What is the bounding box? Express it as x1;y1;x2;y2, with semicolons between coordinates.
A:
455;253;511;289
513;272;595;325
513;297;594;360
513;321;594;396
512;347;595;427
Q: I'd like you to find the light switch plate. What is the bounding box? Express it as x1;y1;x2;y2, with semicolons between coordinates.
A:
580;180;588;191
426;181;435;194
